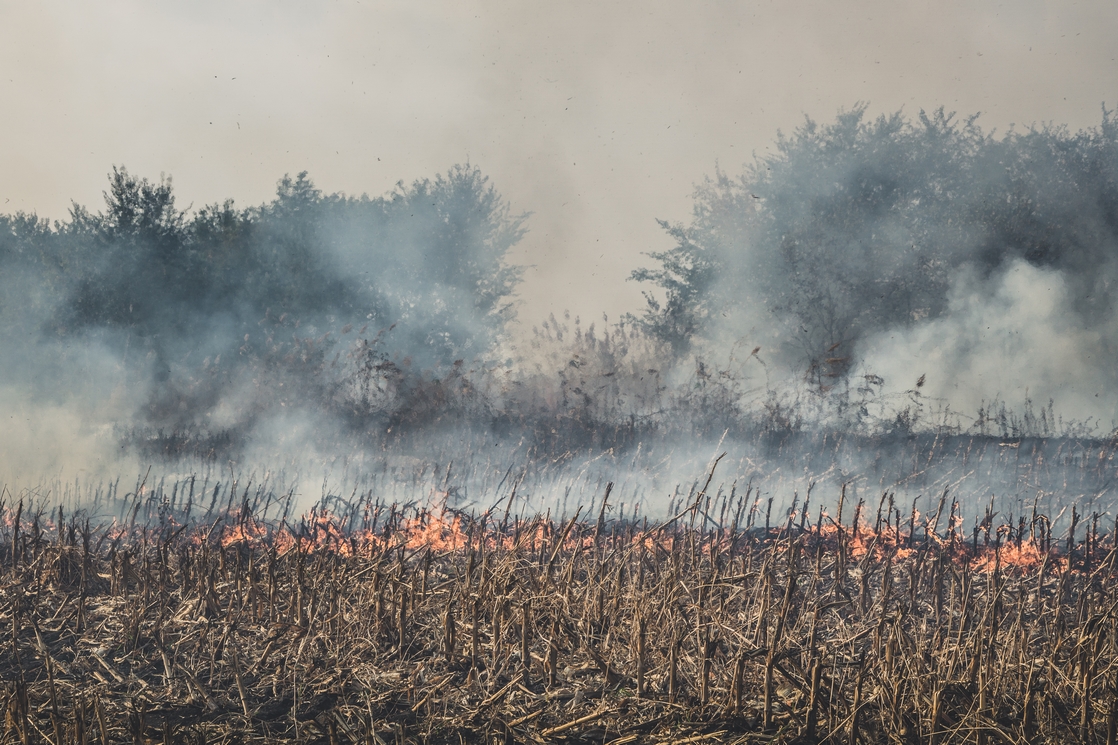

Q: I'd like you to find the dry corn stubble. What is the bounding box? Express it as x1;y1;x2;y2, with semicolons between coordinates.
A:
0;484;1117;744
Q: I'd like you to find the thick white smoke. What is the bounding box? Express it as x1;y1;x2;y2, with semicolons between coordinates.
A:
859;260;1118;430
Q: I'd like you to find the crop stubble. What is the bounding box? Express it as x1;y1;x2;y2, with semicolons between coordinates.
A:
0;480;1116;744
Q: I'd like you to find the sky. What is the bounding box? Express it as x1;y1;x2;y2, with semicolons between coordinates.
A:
2;0;1116;329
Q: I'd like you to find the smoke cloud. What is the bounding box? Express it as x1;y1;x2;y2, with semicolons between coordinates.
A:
4;104;1118;522
632;106;1118;436
860;260;1118;428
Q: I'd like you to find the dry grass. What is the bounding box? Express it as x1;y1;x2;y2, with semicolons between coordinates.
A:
1;480;1117;744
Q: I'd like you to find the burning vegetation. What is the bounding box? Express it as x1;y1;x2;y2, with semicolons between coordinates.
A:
2;472;1118;743
5;104;1118;743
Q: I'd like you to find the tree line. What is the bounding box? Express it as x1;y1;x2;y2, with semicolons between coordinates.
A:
4;104;1118;455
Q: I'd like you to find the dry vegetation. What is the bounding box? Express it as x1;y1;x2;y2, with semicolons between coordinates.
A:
2;470;1118;744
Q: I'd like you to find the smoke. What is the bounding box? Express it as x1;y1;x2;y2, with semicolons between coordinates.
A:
5;106;1118;521
632;104;1118;436
0;235;142;484
859;260;1118;428
0;164;526;485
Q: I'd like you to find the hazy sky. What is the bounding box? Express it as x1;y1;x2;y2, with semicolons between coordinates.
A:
3;0;1116;327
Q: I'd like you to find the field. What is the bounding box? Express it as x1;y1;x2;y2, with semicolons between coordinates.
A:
1;461;1117;745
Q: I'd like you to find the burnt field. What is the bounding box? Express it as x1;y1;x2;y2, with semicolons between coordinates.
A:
2;472;1117;745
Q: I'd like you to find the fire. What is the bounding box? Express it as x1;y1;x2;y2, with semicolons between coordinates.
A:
0;497;1080;578
220;519;269;547
969;539;1053;573
220;506;1071;578
214;507;476;557
778;510;1058;574
402;510;469;552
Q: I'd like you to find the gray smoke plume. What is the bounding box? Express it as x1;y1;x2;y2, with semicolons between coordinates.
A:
5;105;1118;523
631;104;1118;435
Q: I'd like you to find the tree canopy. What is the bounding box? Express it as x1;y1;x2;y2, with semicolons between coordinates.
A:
630;104;1118;382
0;164;527;437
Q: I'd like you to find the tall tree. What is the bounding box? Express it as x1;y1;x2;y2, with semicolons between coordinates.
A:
630;105;1118;383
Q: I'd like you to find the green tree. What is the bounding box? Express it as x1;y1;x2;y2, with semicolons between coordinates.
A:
66;167;194;335
630;104;1118;383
